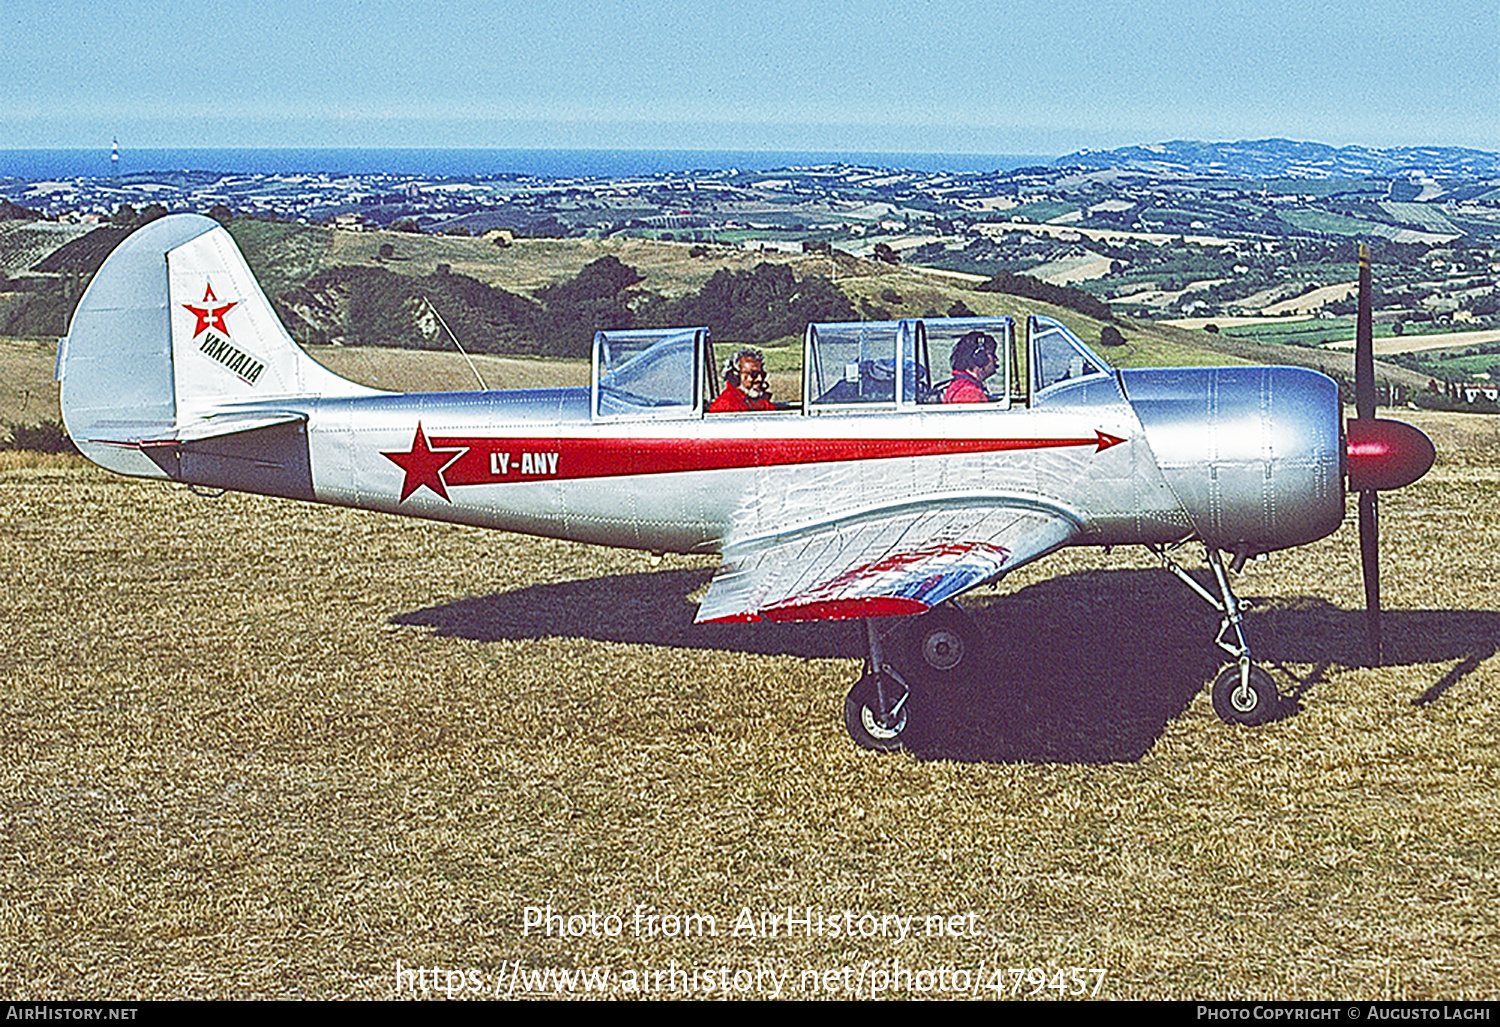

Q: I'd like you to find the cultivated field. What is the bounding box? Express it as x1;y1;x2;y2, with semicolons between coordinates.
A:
1261;281;1359;317
1323;328;1500;356
1;411;1496;1001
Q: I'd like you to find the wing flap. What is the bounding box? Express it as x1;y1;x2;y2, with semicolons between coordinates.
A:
696;501;1078;624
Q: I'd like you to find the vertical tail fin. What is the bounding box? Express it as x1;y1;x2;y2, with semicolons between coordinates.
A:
58;214;376;477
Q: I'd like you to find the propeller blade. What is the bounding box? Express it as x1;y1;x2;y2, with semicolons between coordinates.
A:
1358;489;1381;663
1355;243;1375;420
1352;243;1382;662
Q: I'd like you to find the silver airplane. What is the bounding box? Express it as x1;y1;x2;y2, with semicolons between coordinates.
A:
56;214;1435;750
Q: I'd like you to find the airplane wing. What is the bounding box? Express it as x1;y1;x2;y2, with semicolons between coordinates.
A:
695;500;1079;623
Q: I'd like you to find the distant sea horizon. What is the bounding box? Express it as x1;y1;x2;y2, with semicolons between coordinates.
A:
0;148;1055;181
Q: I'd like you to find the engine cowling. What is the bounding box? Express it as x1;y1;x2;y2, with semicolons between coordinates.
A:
1123;366;1346;551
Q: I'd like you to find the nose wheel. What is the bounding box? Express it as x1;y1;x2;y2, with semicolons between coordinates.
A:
1211;663;1283;726
1154;542;1289;727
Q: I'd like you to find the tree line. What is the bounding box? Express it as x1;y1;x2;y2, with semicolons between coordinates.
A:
276;257;857;357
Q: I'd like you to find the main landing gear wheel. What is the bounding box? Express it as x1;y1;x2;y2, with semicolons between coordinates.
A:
843;672;909;752
1211;664;1282;726
903;604;983;688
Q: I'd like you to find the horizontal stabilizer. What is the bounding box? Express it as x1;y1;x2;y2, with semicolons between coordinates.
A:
138;418;316;501
84;411;308;448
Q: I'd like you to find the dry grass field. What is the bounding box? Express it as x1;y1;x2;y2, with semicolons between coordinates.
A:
0;337;65;426
1;410;1496;1001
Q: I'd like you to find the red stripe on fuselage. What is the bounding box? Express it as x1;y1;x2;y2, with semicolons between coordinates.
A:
427;433;1124;487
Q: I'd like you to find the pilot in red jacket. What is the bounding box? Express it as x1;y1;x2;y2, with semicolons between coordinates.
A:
710;348;775;412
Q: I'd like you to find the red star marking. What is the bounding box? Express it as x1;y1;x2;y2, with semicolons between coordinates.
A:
182;282;237;339
382;423;465;502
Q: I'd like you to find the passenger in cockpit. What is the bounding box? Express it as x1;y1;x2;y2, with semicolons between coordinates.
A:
942;331;997;403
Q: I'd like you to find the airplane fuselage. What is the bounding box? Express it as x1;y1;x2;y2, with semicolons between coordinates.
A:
152;362;1345;561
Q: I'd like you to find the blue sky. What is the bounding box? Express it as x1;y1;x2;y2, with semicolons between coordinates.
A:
3;0;1495;154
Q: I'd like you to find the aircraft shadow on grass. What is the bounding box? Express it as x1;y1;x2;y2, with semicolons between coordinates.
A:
393;569;1498;764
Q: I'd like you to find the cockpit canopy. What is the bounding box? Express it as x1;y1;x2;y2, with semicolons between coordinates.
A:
804;318;1018;410
590;315;1111;422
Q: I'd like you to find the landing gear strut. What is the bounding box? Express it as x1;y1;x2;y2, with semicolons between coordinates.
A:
843;619;911;751
842;604;985;750
1153;542;1287;726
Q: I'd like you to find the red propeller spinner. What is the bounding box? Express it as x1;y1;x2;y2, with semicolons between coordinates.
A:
1346;417;1435;492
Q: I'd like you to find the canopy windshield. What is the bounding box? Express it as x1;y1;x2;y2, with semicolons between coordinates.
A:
593;327;708;421
1030;316;1112;395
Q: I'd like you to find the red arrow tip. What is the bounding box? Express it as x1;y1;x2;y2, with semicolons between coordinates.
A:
1095;430;1127;451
